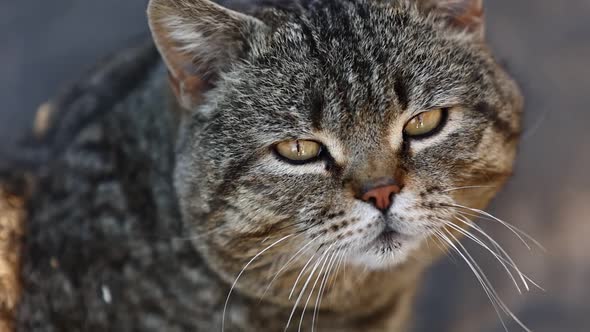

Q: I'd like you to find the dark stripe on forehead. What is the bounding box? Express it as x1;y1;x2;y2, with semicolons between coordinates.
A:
394;75;409;110
309;89;324;131
475;102;520;140
298;16;320;58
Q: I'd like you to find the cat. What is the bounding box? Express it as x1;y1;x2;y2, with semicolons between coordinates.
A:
0;0;523;331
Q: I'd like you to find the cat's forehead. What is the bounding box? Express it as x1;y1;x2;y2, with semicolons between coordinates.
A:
227;1;492;137
205;0;509;159
268;3;486;99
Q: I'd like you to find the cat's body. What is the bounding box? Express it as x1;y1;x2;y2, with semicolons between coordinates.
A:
4;43;412;332
1;0;523;331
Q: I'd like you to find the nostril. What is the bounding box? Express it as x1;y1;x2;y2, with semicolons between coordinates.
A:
368;196;377;207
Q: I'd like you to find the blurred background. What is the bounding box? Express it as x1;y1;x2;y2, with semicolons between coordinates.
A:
1;0;589;331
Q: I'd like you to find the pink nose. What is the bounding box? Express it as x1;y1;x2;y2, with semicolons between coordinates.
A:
360;183;401;212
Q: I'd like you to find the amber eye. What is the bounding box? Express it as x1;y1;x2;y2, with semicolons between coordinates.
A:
274;140;322;163
404;108;445;137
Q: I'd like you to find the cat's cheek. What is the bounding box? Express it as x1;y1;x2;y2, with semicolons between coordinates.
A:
344;203;383;240
387;192;433;236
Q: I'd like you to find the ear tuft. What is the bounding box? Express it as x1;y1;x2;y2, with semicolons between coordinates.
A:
419;0;485;38
148;0;267;111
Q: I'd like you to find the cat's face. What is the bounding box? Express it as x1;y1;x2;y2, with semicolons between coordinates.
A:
150;0;521;292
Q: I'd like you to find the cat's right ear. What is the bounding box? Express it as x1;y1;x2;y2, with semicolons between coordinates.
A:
416;0;485;39
147;0;268;112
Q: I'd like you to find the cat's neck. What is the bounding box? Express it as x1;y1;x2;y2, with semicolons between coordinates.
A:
181;221;427;330
215;253;426;331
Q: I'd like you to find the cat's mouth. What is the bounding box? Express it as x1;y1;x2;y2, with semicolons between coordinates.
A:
376;229;401;244
349;222;421;269
370;226;405;250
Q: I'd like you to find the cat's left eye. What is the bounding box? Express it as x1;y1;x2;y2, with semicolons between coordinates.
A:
274;140;322;164
404;108;445;138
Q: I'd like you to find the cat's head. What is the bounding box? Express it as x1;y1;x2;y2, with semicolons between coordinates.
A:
149;0;521;292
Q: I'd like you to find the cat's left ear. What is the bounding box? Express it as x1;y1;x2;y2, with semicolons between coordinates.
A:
419;0;485;39
147;0;268;112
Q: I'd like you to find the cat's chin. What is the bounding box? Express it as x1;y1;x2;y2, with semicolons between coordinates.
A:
348;230;423;270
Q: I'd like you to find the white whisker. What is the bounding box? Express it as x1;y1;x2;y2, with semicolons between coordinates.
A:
260;238;318;301
435;229;510;332
298;250;335;332
441;228;533;332
312;248;343;332
441;185;496;193
285;243;335;331
222;234;294;332
446;203;545;251
428;231;458;263
440;219;524;293
328;248;347;290
289;251;319;300
454;214;544;292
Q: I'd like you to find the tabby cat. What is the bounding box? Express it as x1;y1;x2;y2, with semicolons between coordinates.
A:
0;0;523;331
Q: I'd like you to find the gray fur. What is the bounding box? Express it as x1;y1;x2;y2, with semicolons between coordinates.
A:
6;0;522;331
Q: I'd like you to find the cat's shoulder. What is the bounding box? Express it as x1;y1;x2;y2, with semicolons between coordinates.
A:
0;40;176;330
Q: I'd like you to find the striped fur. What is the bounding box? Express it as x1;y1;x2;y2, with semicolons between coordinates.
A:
4;0;522;330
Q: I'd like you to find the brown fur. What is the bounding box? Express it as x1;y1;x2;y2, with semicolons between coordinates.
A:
0;180;27;332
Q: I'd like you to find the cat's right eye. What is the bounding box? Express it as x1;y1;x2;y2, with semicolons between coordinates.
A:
403;108;446;138
274;140;322;164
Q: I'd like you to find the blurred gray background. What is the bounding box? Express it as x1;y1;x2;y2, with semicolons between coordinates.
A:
1;0;589;331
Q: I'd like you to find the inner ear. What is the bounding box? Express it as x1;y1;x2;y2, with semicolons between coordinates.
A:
148;0;268;112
